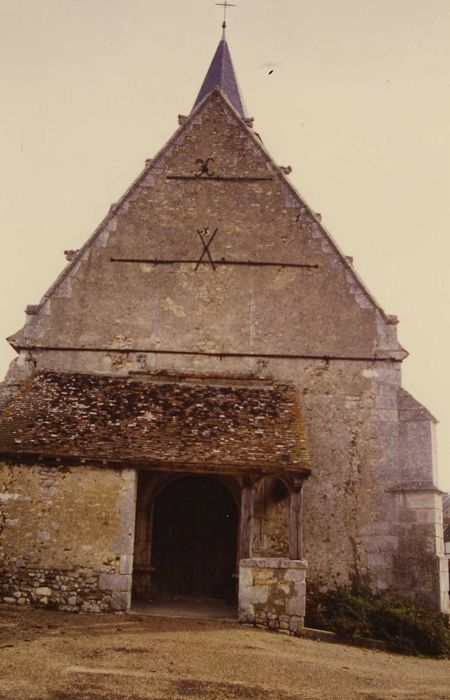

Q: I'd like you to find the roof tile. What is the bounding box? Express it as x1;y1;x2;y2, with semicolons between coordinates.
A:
0;372;311;473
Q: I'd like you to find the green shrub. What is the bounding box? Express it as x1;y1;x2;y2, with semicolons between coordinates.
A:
370;595;450;657
305;584;450;657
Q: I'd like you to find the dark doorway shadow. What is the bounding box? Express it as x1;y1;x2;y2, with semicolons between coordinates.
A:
150;475;238;608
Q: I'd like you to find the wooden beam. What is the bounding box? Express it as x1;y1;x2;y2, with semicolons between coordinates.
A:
289;479;304;560
240;477;254;559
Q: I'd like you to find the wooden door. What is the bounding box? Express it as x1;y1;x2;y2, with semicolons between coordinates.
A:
152;476;238;600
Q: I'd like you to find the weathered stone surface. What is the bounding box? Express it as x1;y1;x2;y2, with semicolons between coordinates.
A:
0;67;446;616
9;92;405;360
239;558;307;635
111;591;130;611
119;554;133;576
35;587;52;596
98;574;130;592
0;463;136;612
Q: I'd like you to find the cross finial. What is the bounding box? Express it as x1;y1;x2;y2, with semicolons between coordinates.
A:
216;1;236;32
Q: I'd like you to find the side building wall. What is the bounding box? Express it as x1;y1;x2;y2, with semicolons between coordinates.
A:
393;389;447;611
0;462;137;612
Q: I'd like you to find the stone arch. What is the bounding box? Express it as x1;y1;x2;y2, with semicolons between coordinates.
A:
151;474;239;600
132;471;240;601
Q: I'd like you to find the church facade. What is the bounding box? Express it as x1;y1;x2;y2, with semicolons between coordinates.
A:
0;31;447;629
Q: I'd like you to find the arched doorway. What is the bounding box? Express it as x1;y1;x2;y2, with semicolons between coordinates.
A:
151;475;238;601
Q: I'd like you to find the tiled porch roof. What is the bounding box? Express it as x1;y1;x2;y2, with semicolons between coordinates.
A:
0;372;311;474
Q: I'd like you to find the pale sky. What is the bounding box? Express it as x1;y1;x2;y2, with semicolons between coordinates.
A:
1;0;449;487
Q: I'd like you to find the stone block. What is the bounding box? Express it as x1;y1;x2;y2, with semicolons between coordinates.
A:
376;409;399;423
284;569;305;584
238;603;254;623
399;492;441;511
121;469;136;483
241;584;269;605
119;554;133;575
36;587;52;596
238;558;307;633
289;616;302;634
254;572;277;586
369;521;392;535
238;566;253;588
440;592;450;614
439;570;449;598
111;591;130;611
298;581;307;596
286;596;305;617
98;573;130;592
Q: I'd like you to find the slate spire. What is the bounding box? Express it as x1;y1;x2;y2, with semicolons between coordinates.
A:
192;29;247;118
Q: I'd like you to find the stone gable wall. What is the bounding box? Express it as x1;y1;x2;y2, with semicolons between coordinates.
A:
14;92;402;360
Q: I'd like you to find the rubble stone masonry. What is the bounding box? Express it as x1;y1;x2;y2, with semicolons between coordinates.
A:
239;558;307;634
0;463;136;612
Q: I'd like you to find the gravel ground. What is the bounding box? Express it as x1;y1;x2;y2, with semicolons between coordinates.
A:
1;606;450;700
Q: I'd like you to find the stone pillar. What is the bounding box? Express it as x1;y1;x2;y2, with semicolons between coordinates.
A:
238;557;307;635
98;467;137;611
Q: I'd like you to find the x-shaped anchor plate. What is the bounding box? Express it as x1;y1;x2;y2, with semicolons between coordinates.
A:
195;227;219;271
